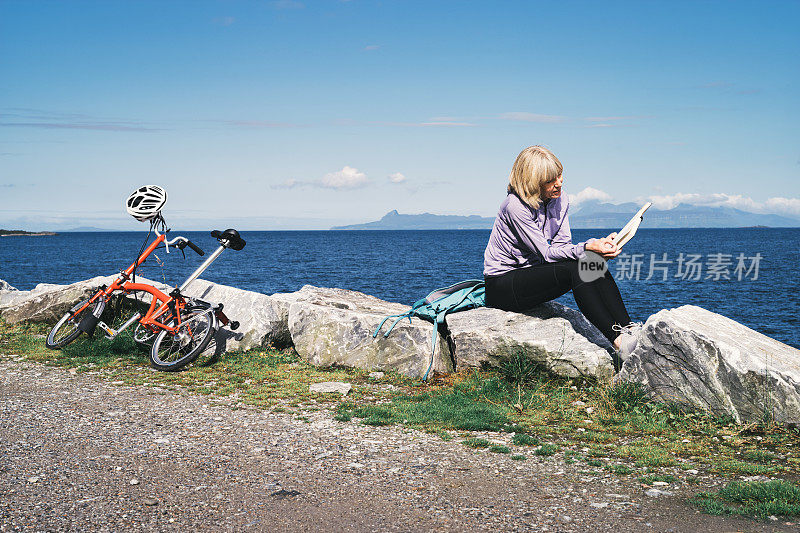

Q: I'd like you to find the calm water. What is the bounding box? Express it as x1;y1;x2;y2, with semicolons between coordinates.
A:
1;228;798;348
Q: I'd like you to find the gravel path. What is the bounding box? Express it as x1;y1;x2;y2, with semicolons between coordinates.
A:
0;358;794;532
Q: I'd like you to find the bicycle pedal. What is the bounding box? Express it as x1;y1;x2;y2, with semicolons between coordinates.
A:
230;321;240;331
97;321;116;338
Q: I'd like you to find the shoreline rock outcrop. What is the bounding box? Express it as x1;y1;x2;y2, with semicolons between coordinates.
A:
286;285;453;379
617;305;800;425
0;276;117;324
447;303;614;379
5;276;799;425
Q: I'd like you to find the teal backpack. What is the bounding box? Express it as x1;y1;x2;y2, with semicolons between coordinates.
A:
373;280;486;380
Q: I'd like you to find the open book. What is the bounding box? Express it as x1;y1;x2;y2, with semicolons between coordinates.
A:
611;202;652;250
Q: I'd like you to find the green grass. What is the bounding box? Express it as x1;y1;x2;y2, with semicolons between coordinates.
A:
511;454;527;461
617;445;676;468
332;380;515;432
390;386;513;431
691;480;800;519
715;460;777;476
490;445;511;454
741;449;779;464
462;438;490;449
534;444;559;456
605;464;633;475
511;433;540;446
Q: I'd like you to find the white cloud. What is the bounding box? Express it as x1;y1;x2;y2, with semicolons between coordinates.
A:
271;178;303;190
388;172;406;184
642;192;800;217
271;166;371;191
320;166;369;190
499;112;565;123
571;186;612;205
764;197;800;216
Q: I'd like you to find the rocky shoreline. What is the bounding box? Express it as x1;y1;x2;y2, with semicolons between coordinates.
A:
1;276;799;425
0;230;57;236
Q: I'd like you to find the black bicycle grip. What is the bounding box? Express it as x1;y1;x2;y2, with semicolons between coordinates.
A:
186;240;205;256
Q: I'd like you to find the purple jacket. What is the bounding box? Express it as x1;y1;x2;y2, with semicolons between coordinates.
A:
483;192;591;277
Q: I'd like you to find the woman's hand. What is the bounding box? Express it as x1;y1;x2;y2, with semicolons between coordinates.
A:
586;235;621;259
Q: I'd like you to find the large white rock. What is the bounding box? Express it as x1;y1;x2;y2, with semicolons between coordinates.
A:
617;305;800;425
0;276;117;324
287;286;453;378
447;302;615;379
179;279;288;352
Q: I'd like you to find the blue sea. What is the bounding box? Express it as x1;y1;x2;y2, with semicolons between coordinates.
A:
1;228;798;348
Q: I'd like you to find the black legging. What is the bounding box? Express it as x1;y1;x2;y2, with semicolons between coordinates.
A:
484;260;631;344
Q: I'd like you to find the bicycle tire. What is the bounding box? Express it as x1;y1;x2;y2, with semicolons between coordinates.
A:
45;299;96;349
149;306;215;371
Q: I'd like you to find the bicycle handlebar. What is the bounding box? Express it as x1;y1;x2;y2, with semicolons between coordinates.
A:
182;240;205;256
165;236;205;256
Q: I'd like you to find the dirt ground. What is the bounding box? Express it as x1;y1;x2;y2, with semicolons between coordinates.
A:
0;358;795;532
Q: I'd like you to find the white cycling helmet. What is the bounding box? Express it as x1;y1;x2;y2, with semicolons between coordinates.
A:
125;185;168;222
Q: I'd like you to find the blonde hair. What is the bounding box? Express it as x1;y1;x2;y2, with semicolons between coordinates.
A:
507;145;563;208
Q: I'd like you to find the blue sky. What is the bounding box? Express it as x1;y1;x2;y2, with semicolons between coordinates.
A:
1;0;798;230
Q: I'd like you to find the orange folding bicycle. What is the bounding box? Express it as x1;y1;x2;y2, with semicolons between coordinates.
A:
45;215;246;371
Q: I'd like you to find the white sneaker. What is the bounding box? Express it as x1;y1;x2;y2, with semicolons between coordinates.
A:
612;322;643;362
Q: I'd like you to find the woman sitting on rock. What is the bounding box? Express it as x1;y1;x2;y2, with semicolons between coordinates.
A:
483;145;640;366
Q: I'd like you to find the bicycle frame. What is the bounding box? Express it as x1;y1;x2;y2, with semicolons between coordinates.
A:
69;230;227;339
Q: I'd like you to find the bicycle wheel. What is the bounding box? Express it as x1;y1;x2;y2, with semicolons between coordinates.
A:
45;299;96;349
149;306;215;371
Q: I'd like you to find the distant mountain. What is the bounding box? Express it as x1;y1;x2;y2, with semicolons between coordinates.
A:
332;210;495;230
571;201;800;228
332;204;800;230
64;226;118;232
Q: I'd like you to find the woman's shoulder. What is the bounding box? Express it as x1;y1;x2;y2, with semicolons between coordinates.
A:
503;192;532;212
500;193;532;219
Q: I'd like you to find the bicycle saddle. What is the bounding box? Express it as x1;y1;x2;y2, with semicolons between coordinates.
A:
211;228;246;251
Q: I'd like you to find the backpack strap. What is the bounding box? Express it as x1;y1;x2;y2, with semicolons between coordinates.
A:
422;313;443;382
372;312;410;338
372;298;428;338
